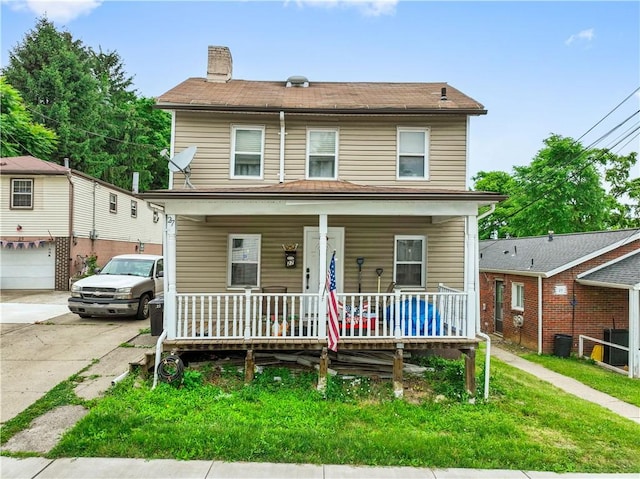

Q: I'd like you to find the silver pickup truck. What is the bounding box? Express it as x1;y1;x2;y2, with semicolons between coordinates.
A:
68;254;163;320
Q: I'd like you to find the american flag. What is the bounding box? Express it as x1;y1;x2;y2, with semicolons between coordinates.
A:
326;251;340;352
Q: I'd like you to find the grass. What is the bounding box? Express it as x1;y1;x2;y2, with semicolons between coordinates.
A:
521;352;640;407
34;353;640;473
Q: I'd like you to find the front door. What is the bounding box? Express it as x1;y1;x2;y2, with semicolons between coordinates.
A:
495;280;504;334
303;227;345;295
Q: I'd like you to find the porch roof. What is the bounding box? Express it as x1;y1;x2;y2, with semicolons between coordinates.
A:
141;179;505;203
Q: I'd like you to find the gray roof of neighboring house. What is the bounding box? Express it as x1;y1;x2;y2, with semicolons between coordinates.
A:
578;251;640;288
479;230;640;277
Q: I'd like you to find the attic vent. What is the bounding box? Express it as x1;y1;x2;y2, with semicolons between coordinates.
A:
286;76;309;88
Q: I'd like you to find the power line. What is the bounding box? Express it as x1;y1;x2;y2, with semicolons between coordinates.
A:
478;87;640;235
576;87;640;143
24;104;161;152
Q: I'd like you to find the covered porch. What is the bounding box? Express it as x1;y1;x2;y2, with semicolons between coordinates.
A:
141;181;503;395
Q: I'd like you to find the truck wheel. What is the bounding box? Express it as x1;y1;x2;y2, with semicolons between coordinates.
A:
136;294;151;320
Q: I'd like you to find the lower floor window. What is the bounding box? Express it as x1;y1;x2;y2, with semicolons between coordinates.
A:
394;235;426;287
228;234;261;287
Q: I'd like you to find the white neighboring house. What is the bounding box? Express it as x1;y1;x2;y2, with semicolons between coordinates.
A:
0;156;163;290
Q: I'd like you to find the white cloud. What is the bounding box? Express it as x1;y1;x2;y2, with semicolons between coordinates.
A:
2;0;102;23
565;28;595;46
289;0;398;17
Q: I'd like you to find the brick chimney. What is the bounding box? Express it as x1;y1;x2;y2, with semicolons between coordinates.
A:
207;46;232;82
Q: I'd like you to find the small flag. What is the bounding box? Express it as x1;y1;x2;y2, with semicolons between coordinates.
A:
326;252;340;352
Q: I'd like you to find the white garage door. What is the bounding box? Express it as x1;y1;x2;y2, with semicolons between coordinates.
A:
0;244;56;289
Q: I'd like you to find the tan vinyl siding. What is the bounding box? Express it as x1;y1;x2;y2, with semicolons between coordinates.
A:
175;215;464;293
0;175;69;237
173;112;468;190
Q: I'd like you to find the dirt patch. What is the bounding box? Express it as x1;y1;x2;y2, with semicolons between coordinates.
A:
2;405;88;454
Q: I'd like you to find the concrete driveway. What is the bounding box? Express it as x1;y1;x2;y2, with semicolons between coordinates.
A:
0;290;154;423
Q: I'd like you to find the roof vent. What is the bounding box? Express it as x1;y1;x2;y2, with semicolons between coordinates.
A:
286;76;309;88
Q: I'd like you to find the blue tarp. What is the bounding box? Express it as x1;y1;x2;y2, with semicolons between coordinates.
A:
387;298;441;336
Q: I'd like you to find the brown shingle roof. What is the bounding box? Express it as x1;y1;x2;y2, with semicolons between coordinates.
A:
0;156;68;175
156;79;486;114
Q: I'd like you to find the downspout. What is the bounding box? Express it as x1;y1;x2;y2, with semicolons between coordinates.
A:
168;111;176;190
472;204;496;399
279;111;285;183
65;161;74;280
538;276;543;354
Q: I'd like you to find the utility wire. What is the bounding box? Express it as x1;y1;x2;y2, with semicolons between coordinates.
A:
25;104;161;152
479;87;640;236
576;87;640;143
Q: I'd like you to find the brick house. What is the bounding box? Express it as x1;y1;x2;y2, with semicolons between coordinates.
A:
479;230;639;378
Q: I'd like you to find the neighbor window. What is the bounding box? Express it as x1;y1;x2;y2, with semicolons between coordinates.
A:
307;129;338;179
11;179;33;209
228;234;261;287
394;235;426;287
131;200;137;218
231;125;264;178
109;193;117;213
397;127;429;179
512;282;524;310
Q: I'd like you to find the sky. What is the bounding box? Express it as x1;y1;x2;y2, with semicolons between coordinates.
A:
1;0;639;184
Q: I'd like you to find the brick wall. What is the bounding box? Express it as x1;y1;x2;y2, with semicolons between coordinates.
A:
54;236;70;291
480;238;638;354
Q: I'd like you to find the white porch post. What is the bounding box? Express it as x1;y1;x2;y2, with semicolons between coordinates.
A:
465;214;478;338
317;214;328;338
629;289;639;379
164;214;177;340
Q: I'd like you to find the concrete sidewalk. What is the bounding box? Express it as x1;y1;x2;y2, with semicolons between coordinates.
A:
491;347;640;424
2;457;637;479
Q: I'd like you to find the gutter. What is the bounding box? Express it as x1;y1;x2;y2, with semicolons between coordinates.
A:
153;103;488;117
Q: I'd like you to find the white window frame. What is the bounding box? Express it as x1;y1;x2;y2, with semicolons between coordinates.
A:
393;235;427;288
10;178;33;209
397;127;429;180
109;193;117;214
512;282;524;311
230;125;264;179
131;200;137;218
227;234;261;288
306;128;339;180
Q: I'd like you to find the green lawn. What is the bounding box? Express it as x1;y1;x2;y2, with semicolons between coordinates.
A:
28;354;639;473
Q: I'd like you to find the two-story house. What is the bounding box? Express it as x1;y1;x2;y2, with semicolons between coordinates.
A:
0;155;163;290
141;46;505;394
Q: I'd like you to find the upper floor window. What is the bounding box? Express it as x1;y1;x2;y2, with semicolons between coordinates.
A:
231;125;264;178
394;235;426;288
131;200;137;218
307;129;338;179
11;179;33;209
109;193;117;213
512;282;524;311
228;234;261;288
397;127;429;179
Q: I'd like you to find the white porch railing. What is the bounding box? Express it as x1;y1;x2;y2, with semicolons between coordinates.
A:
171;289;470;341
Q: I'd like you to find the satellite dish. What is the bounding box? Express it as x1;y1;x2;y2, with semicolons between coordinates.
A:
162;146;197;188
